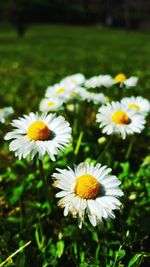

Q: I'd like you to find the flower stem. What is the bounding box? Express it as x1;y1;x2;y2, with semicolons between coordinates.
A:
97;137;112;162
74;131;83;156
125;137;134;160
39;159;51;213
0;241;31;267
112;244;124;267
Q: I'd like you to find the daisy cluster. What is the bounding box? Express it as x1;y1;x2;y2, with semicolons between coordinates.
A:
84;73;138;89
39;73;107;113
3;72;150;228
39;72;139;113
39;72;149;140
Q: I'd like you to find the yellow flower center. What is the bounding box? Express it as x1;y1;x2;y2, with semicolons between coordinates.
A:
74;174;100;199
27;121;51;141
115;73;126;83
47;101;55;107
56;87;65;94
112;110;130;125
128;103;140;111
71;91;77;97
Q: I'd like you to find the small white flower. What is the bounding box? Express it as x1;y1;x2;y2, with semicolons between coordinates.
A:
45;83;72;99
121;96;150;115
84;76;100;88
45;82;79;102
96;102;146;139
84;75;114;88
53;162;123;228
114;73;138;88
39;97;63;112
5;112;71;160
0;107;14;123
46;83;87;103
64;86;87;101
98;75;114;87
60;73;85;86
124;77;138;88
80;90;106;104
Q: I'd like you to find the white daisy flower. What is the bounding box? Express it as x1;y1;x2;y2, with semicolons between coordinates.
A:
45;83;70;99
0;107;14;123
60;73;85;86
80;90;106;104
84;76;100;88
98;75;114;88
96;102;146;139
53;162;123;228
114;73;138;88
46;82;87;103
45;82;77;101
4;112;71;160
124;77;138;88
39;97;63;112
84;75;114;89
68;86;87;100
121;96;150;115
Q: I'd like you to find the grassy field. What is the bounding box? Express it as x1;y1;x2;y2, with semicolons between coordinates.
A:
0;25;150;267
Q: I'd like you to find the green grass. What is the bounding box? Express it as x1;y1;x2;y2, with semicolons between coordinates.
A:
0;24;150;111
0;25;150;267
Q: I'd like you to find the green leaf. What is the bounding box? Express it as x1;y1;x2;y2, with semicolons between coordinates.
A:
119;162;130;179
35;227;41;250
56;240;64;258
80;263;88;267
92;231;99;243
9;184;25;205
142;155;150;167
80;251;85;263
128;254;142;267
117;249;126;260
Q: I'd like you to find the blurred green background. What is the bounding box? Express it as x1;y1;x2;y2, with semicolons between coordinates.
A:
0;24;150;113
